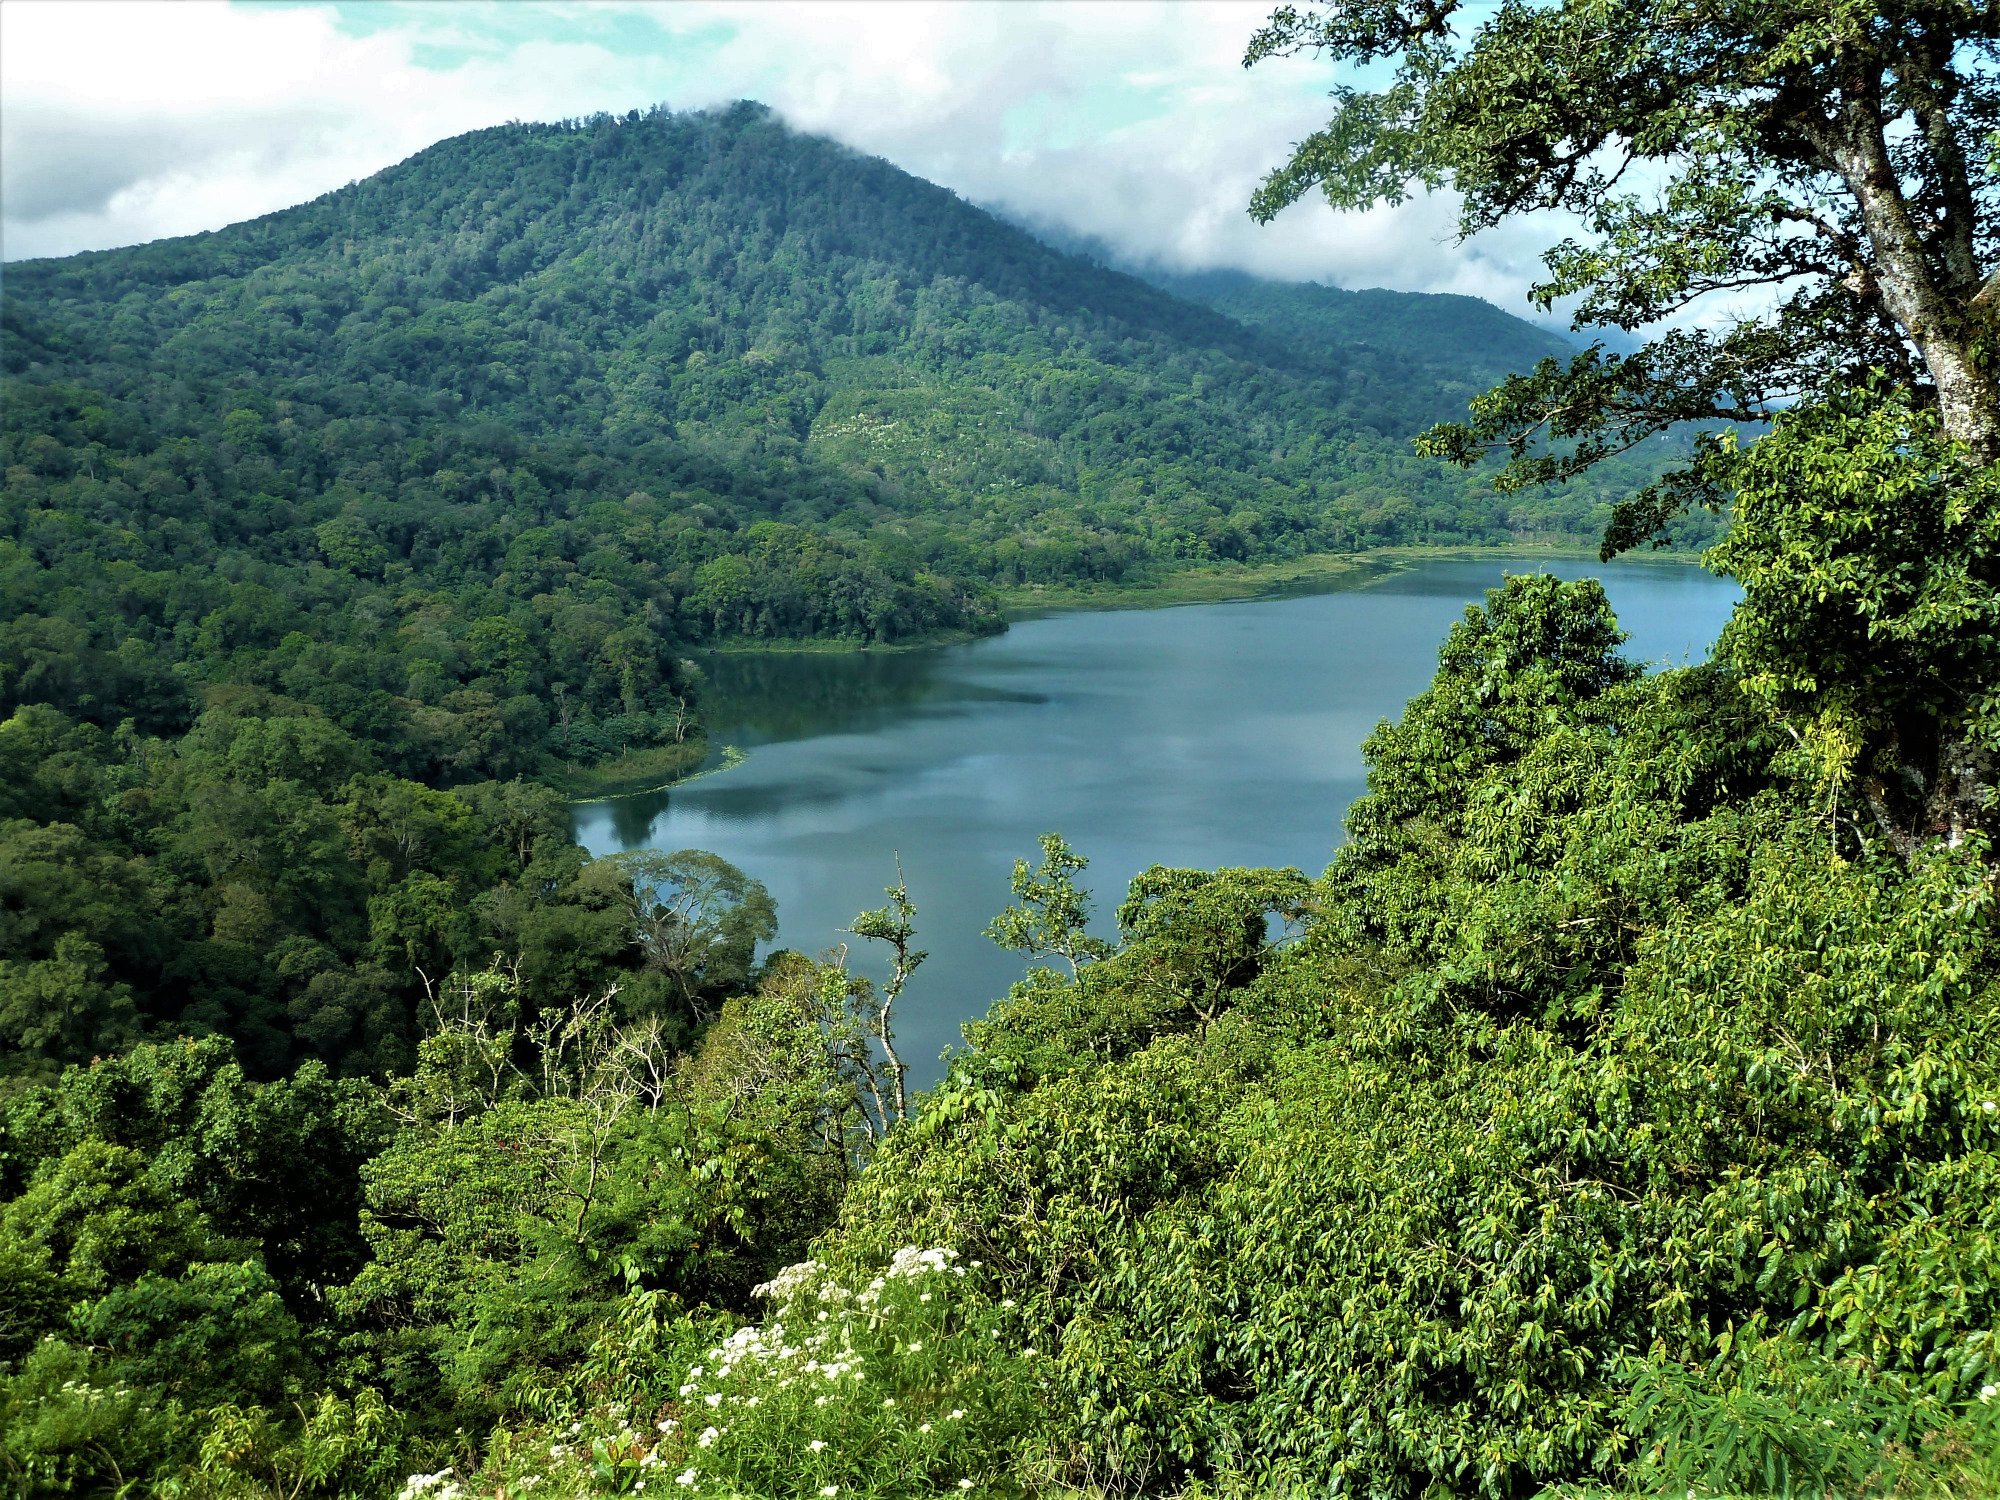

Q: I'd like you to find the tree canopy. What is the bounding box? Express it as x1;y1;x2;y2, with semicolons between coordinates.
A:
1248;0;2000;549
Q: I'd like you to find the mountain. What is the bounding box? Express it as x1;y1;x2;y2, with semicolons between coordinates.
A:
6;103;1642;567
996;218;1577;385
1;103;1672;793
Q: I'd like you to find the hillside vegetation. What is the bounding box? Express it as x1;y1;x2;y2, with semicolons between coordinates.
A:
6;5;2000;1492
6;456;1998;1493
2;106;1676;789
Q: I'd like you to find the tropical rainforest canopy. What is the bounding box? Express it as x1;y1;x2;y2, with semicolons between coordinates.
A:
2;3;1999;1496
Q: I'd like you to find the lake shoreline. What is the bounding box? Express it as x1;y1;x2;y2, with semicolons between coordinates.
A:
548;737;711;803
573;555;1742;1082
697;544;1713;657
565;545;1717;803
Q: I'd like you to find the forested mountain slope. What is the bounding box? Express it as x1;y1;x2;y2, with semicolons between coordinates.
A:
0;102;1671;793
1154;265;1575;388
5;101;1629;579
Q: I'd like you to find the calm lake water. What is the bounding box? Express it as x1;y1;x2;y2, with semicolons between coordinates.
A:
574;555;1740;1080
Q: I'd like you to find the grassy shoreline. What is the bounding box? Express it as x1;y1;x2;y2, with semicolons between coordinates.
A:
995;550;1386;616
700;622;1004;656
996;541;1706;619
548;736;711;802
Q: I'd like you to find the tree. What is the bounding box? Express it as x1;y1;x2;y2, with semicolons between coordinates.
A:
1707;382;2000;851
342;970;825;1421
576;849;777;1014
1341;573;1640;876
1246;1;2000;550
986;833;1113;979
845;860;926;1131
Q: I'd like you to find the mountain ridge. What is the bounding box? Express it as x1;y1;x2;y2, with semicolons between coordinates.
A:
4;100;1645;560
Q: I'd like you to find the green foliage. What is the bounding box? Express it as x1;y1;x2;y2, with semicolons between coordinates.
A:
624;1250;1032;1498
576;848;779;1016
339;976;841;1431
985;834;1113;980
1333;574;1778;1019
824;565;1997;1497
4;500;1994;1497
1709;383;2000;848
1551;1338;2000;1499
184;1390;407;1500
0;694;667;1078
457;1248;1038;1499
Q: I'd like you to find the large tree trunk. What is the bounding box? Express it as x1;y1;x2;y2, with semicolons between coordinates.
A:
1922;335;2000;459
1824;98;2000;459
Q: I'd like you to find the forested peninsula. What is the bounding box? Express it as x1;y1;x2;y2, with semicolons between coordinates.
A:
4;4;2000;1497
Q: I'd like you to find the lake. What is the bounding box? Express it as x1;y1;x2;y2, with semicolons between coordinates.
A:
574;555;1740;1080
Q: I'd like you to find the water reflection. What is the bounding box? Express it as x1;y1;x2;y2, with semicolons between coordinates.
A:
575;555;1740;1083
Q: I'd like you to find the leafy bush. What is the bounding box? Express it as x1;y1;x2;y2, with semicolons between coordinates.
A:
469;1247;1039;1499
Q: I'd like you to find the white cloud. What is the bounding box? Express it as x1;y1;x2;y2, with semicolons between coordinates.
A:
640;1;1549;301
0;0;1565;320
0;1;664;259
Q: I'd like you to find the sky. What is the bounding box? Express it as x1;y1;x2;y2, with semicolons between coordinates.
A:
0;0;1564;317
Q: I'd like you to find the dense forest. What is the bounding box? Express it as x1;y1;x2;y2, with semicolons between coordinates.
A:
8;481;1998;1498
6;3;2000;1496
0;102;1700;783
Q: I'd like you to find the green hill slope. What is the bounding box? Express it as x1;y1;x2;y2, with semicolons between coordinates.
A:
6;101;1646;580
1151;265;1575;386
1;103;1672;788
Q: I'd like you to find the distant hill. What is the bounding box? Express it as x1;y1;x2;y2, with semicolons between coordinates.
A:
1148;268;1575;388
7;104;1652;570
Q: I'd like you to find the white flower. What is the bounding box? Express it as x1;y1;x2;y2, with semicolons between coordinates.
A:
1982;1383;1997;1402
696;1426;719;1449
959;1481;975;1491
882;1396;897;1408
755;1259;824;1301
1000;1299;1016;1309
948;1408;965;1420
907;1341;924;1352
1984;1100;1998;1113
809;1439;827;1453
704;1393;724;1409
919;1423;932;1434
820;1488;839;1498
675;1470;698;1489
